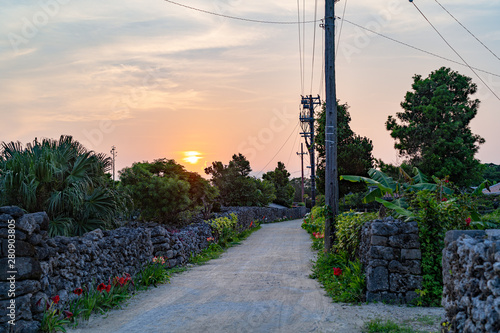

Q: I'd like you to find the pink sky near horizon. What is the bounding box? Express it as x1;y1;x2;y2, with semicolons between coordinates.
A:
1;0;499;179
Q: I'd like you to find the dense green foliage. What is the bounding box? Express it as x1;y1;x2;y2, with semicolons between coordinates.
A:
303;208;374;303
0;135;128;237
262;161;295;207
334;211;377;260
386;67;485;187
316;101;374;196
205;153;276;206
482;163;500;184
120;159;218;225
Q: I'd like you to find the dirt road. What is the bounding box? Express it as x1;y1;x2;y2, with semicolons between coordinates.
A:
69;219;444;333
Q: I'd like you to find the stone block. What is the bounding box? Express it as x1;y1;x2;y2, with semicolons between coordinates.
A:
2;240;35;257
0;206;24;218
17;212;49;234
371;235;388;246
401;249;421;260
0;294;32;323
367;266;389;292
0;280;40;299
369;246;397;260
371;222;399;236
389;233;420;249
0;258;42;281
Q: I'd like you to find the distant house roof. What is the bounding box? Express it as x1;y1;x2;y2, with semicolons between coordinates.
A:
483;183;500;195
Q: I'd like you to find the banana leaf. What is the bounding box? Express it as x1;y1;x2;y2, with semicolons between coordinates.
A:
376;197;415;219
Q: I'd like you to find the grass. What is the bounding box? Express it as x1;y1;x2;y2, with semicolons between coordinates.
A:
363;315;442;333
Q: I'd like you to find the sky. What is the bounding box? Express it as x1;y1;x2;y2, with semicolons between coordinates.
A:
1;0;499;180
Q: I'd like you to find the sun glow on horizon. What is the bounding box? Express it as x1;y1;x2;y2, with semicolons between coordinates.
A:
183;151;202;164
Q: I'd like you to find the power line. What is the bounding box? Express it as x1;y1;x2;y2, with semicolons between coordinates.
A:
412;2;500;101
257;121;300;177
434;0;500;62
164;0;321;24
310;0;319;94
297;0;304;94
337;16;500;79
287;125;299;167
335;0;348;58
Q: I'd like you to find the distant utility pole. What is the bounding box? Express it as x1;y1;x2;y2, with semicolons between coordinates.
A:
299;94;321;207
296;142;307;203
324;0;340;252
110;146;117;182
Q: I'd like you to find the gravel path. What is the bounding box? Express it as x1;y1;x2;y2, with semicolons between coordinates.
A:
68;219;444;333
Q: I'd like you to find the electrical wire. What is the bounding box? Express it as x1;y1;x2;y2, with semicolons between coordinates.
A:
297;0;304;94
302;0;306;94
335;0;348;58
412;2;500;101
337;16;500;78
434;0;500;62
164;0;500;80
257;121;300;177
310;0;319;94
319;22;325;96
164;0;321;24
287;128;299;168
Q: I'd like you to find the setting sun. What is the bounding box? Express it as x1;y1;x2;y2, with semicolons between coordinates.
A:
183;151;202;165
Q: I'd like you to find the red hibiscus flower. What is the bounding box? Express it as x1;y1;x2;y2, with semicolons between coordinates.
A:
441;198;447;202
51;295;60;304
74;288;83;296
333;267;342;276
466;217;471;227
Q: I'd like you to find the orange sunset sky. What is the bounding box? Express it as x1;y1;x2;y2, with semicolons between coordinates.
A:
1;0;499;179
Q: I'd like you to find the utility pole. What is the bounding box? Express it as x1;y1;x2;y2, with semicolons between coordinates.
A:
110;146;116;183
299;94;321;207
324;0;339;252
296;143;307;204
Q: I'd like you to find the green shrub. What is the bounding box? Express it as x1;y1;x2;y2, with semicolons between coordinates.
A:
334;211;377;260
0;136;129;237
311;250;365;303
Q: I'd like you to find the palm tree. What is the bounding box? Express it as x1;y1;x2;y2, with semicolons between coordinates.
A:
0;135;128;236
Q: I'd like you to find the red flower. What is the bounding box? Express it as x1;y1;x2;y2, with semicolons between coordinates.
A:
442;198;447;202
51;295;60;304
466;217;471;227
250;221;253;228
73;288;83;296
97;283;106;292
333;267;342;276
444;179;449;183
105;284;111;293
63;311;74;319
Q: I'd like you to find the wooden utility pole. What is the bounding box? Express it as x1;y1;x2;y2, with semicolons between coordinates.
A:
324;0;339;252
110;146;116;182
296;143;307;203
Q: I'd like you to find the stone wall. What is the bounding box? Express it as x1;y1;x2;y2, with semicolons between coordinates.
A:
442;230;500;332
0;205;306;332
359;217;422;304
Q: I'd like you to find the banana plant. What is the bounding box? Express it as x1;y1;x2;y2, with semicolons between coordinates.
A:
340;167;452;219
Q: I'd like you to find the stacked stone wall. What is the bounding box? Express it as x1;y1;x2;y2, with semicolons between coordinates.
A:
0;205;306;332
442;230;500;332
359;217;422;304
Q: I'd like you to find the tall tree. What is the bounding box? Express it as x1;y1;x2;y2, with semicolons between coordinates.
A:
316;101;374;197
262;162;295;207
205;153;275;207
386;67;485;187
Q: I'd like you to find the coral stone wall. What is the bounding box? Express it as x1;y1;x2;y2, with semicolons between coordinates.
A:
359;217;423;304
442;230;500;333
0;206;306;332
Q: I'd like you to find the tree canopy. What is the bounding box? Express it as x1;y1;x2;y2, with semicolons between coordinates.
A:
263;161;295;207
386;67;485;187
120;158;217;225
205;153;276;207
316;101;374;196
